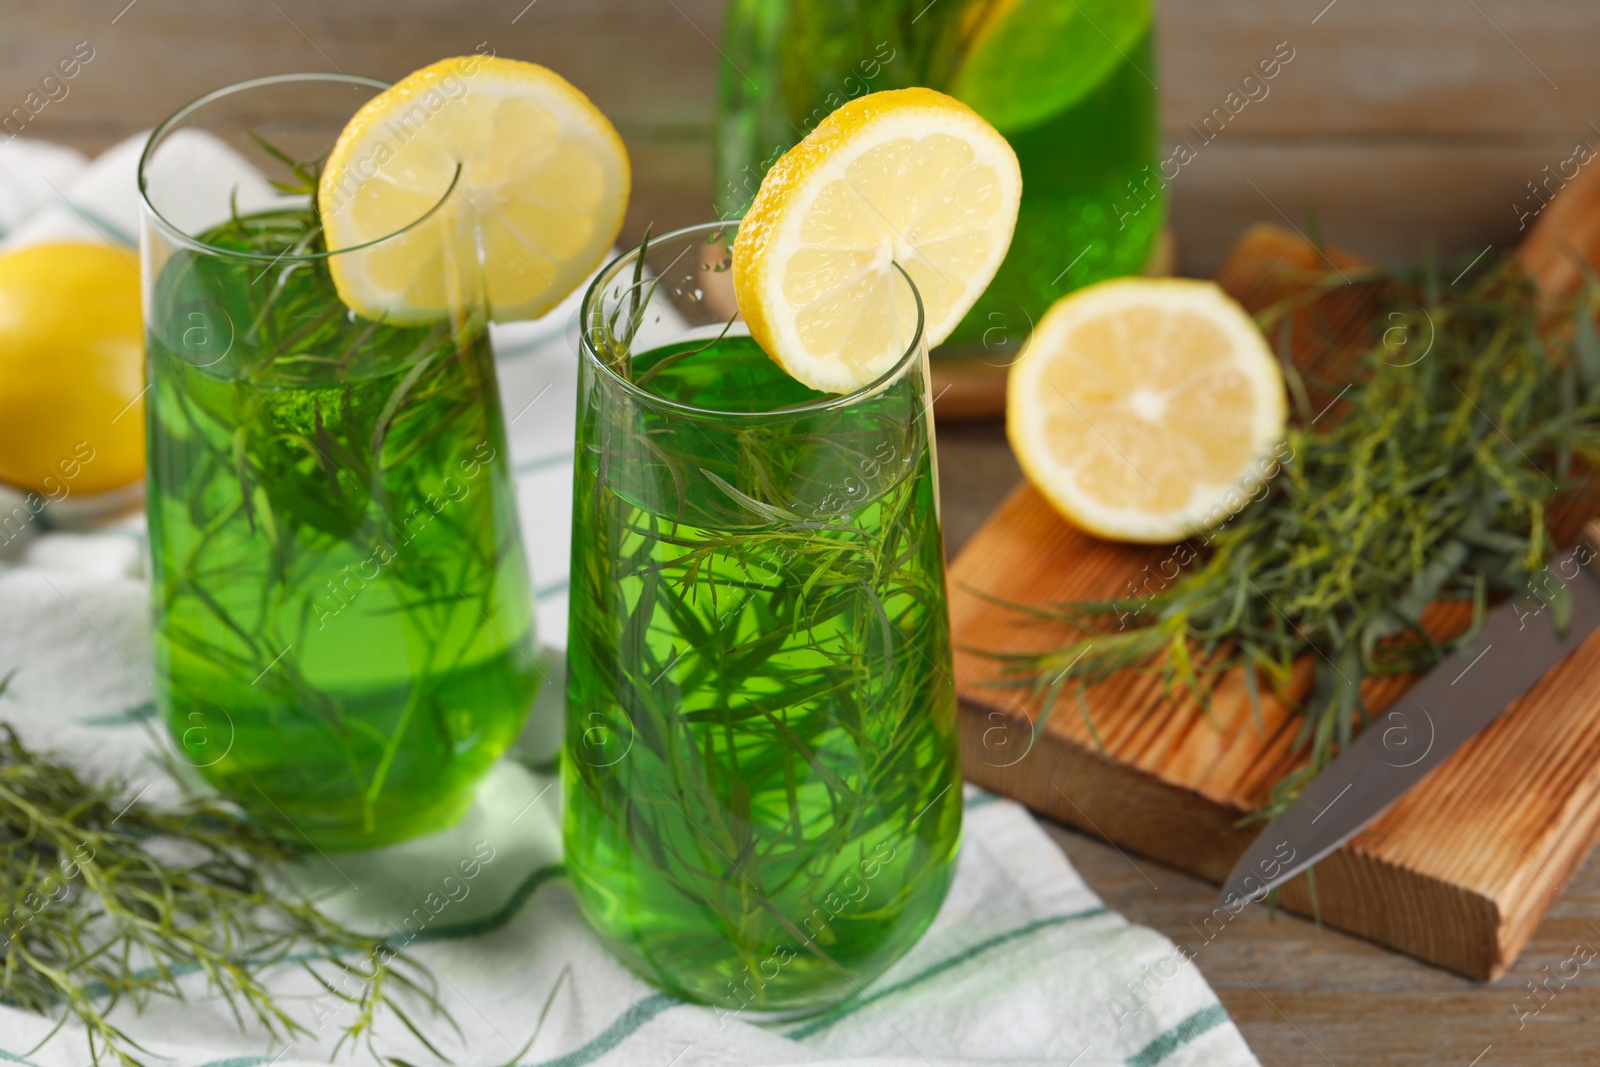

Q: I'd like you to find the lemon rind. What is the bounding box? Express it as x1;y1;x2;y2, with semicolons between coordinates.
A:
735;88;1021;394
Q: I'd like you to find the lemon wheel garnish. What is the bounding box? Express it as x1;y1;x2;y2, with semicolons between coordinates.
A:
733;87;1021;393
318;56;629;324
1007;278;1287;544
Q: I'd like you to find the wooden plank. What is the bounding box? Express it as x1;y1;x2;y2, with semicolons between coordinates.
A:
12;0;1600;144
1157;0;1597;135
1;0;720;151
1166;140;1589;274
1044;818;1600;1067
8;0;1600;275
1;2;724;248
1518;148;1600;296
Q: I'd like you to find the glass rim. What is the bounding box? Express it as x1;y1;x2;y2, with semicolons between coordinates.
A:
137;72;460;264
578;221;928;420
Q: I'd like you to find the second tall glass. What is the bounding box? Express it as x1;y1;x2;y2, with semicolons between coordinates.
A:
563;223;962;1015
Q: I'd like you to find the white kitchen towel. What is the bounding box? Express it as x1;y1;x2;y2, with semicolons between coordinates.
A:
0;138;87;241
0;134;1259;1067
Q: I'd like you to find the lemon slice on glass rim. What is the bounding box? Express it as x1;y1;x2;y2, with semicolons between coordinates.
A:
318;55;630;324
733;87;1022;394
1007;277;1288;544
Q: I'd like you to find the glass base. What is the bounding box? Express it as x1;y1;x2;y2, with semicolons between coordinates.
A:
255;779;478;853
569;846;959;1021
593;937;868;1023
715;1000;851;1027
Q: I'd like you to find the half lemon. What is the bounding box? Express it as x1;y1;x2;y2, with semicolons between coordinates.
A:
1008;278;1287;543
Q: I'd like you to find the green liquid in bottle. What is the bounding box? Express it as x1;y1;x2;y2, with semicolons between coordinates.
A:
145;208;539;850
959;22;1163;341
564;334;962;1014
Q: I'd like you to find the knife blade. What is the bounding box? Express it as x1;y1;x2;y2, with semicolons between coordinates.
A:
1219;537;1600;907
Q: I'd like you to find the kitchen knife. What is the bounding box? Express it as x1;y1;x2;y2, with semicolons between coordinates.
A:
1219;532;1600;906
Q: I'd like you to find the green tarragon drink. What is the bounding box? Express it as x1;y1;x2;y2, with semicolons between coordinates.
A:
140;65;634;849
144;203;539;849
717;0;1162;348
564;225;961;1013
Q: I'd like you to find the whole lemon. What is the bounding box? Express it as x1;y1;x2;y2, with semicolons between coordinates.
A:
0;241;144;496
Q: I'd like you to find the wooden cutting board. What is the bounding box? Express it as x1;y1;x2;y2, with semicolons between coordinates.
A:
949;164;1600;981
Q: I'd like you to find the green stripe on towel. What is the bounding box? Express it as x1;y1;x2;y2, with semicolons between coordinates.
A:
1125;1003;1229;1067
786;907;1110;1040
404;863;565;945
80;700;157;727
515;451;574;476
522;992;678;1067
965;788;1000;810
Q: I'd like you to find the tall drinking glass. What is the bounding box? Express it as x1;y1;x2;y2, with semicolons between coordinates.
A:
139;75;540;850
564;222;962;1014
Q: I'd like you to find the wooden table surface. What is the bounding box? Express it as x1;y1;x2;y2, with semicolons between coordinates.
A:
936;421;1600;1067
10;0;1600;1060
10;0;1600;274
